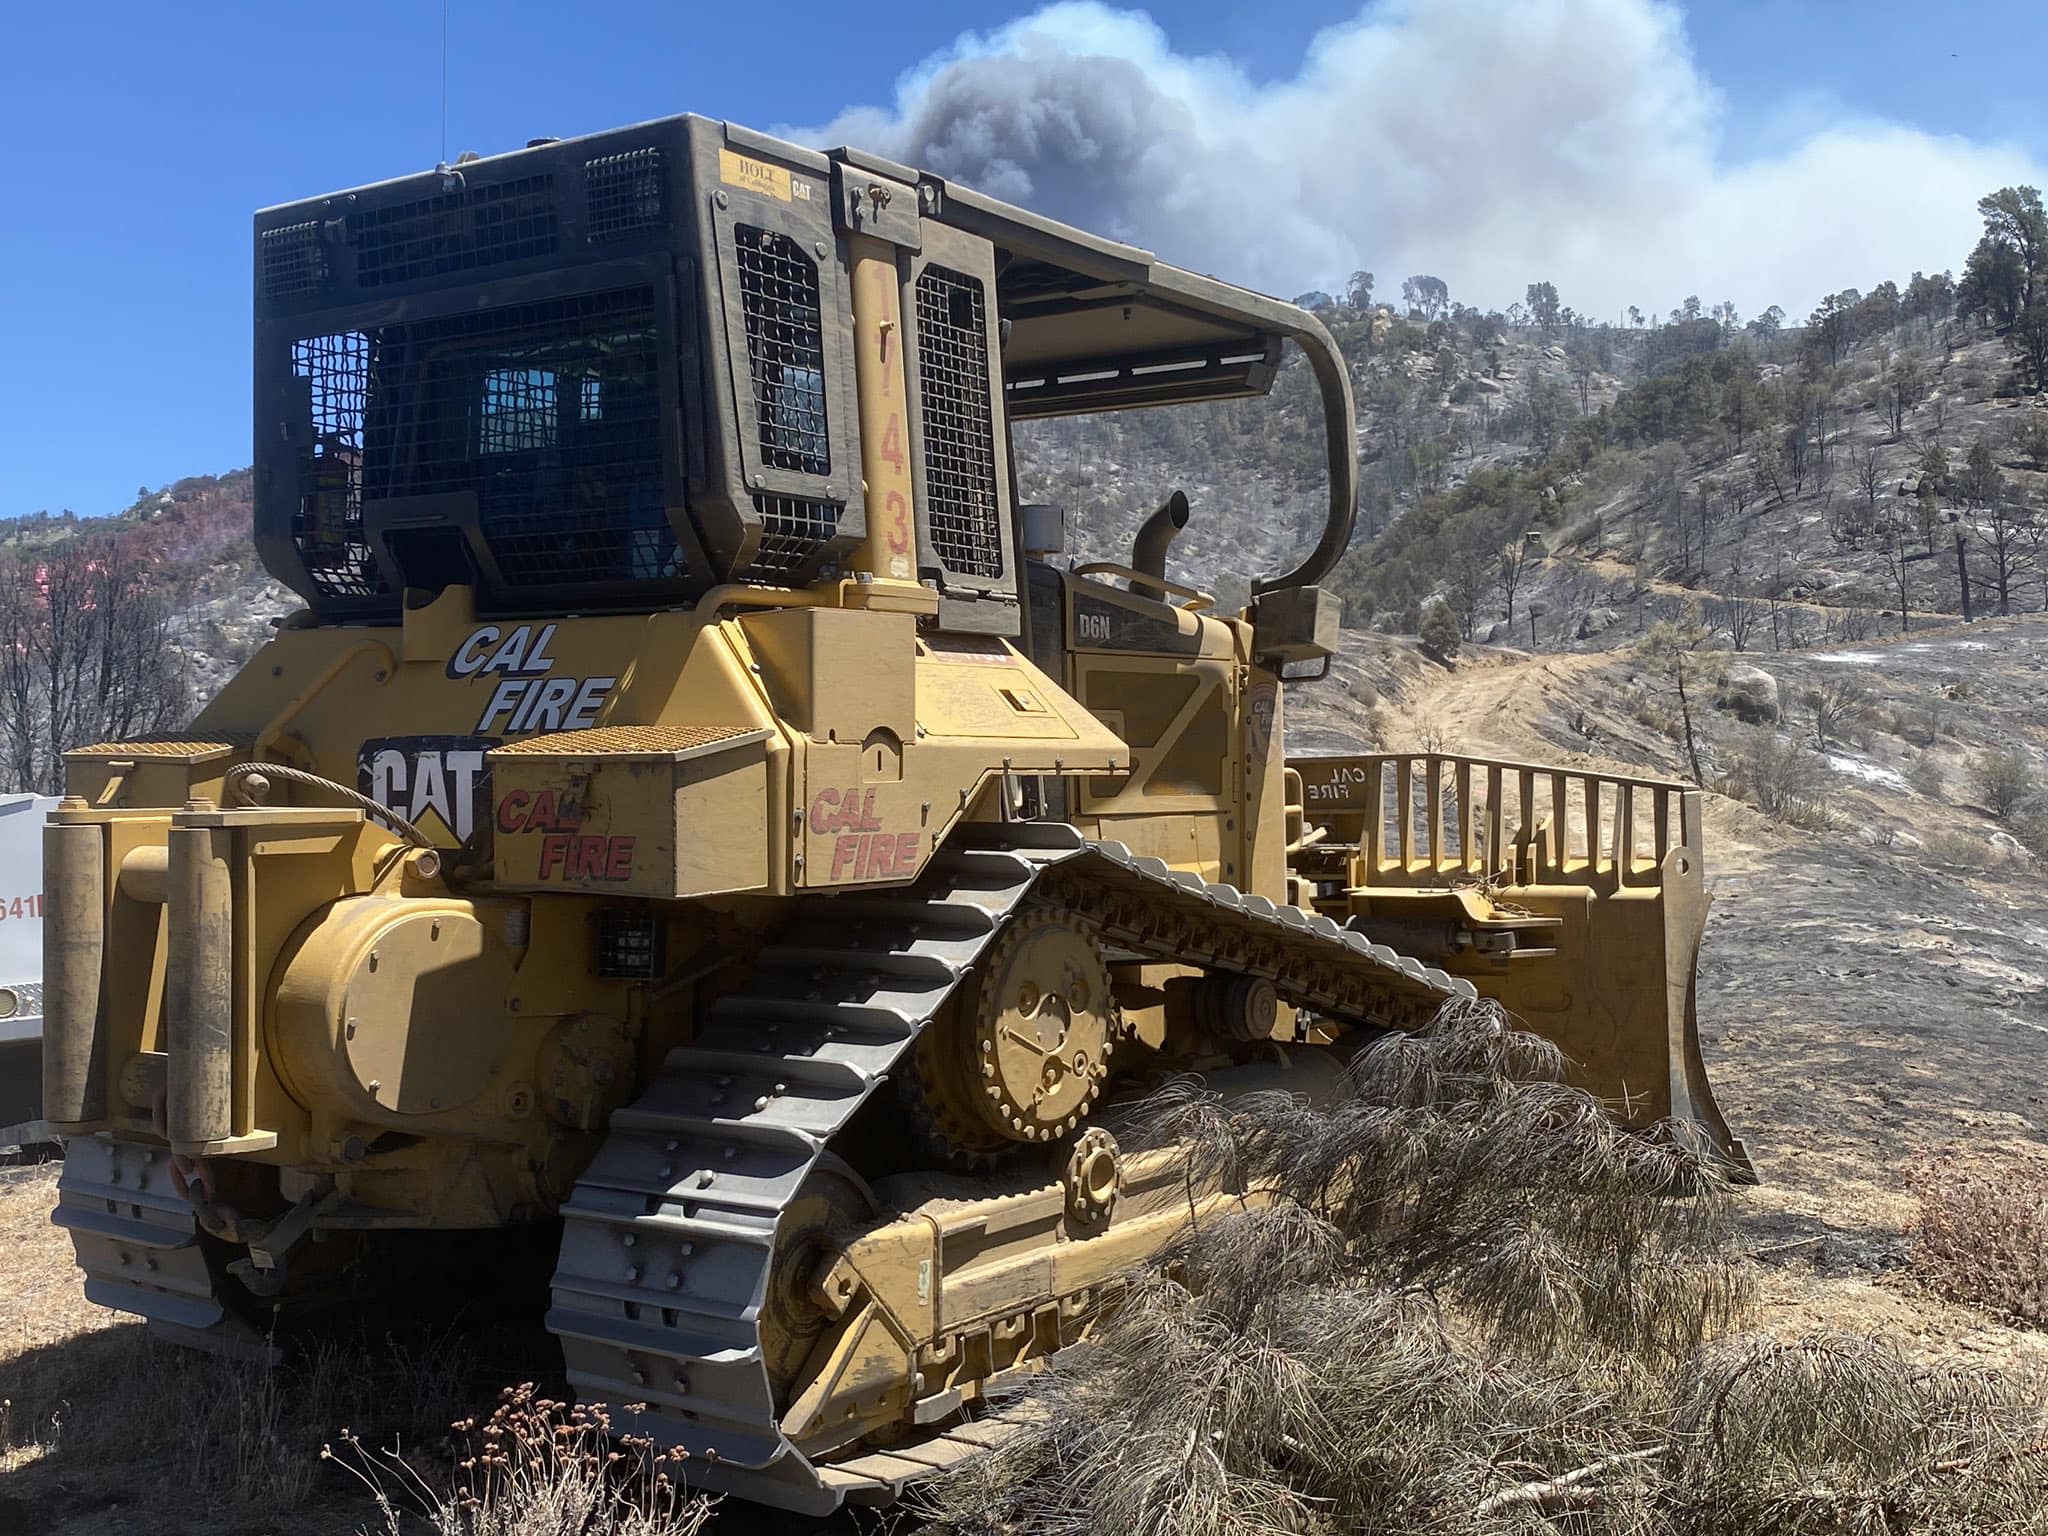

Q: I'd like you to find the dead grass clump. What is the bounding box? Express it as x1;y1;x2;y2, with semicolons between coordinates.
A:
1910;1154;2048;1326
2;1304;471;1518
919;1001;1744;1535
333;1384;714;1536
1920;829;2010;872
1721;730;1833;830
923;1005;2048;1534
1670;1334;2048;1534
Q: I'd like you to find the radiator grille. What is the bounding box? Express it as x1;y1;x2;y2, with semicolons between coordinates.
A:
289;332;387;600
262;220;328;300
360;287;678;588
346;174;558;288
734;225;829;475
585;148;668;240
594;909;664;979
914;265;1003;580
742;494;841;580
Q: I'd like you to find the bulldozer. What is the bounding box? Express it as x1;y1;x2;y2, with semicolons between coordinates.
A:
43;115;1747;1513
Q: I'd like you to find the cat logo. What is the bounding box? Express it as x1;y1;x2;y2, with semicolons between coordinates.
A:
357;736;501;848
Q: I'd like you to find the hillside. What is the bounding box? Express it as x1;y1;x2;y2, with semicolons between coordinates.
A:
6;184;2045;800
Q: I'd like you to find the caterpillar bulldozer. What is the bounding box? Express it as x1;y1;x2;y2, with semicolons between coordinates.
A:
43;116;1747;1513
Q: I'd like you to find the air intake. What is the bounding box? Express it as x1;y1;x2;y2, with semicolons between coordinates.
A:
261;220;329;301
584;148;668;241
346;174;558;288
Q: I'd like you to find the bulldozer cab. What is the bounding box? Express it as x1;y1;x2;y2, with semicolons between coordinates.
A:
252;118;1349;644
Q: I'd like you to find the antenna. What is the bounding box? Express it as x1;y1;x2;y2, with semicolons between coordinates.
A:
440;0;449;167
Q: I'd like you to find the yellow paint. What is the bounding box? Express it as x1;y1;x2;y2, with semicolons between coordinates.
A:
717;147;791;202
845;233;918;582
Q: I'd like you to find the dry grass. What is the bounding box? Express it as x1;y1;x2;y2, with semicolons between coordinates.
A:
1;1161;477;1535
331;1384;715;1536
917;1002;2048;1536
1911;1153;2048;1328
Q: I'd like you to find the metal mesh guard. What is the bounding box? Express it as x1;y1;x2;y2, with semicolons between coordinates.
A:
347;174;558;288
915;265;1003;581
742;494;841;581
585;148;668;241
290;331;387;601
363;287;680;589
734;224;829;475
261;221;327;300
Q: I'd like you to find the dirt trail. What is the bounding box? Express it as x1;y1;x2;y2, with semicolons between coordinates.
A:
1299;624;2048;1371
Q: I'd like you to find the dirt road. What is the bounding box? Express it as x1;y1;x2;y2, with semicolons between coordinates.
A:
1296;625;2048;1368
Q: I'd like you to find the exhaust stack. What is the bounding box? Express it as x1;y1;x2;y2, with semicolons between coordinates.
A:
1130;491;1190;587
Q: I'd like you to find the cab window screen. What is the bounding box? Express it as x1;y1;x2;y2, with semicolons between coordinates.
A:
734;224;829;475
357;286;680;586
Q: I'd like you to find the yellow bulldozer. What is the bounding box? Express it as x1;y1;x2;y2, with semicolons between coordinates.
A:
43;115;1746;1513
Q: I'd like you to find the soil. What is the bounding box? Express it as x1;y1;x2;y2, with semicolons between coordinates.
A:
1291;615;2048;1374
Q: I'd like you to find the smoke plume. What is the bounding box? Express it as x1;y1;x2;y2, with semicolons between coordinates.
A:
788;0;2043;320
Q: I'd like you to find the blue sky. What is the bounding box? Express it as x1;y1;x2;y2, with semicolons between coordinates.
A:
2;0;2044;523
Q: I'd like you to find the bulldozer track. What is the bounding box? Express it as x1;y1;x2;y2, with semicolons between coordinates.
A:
53;822;1473;1514
547;821;1471;1512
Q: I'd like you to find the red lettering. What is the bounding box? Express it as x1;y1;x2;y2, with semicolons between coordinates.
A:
809;788;839;830
884;490;910;554
879;414;906;472
575;836;606;879
538;834;569;879
529;789;558;831
857;788;882;832
606;837;635;881
895;831;920;870
830;834;861;880
867;834;895;877
496;789;531;833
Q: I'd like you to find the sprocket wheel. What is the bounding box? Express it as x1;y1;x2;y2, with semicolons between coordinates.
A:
911;909;1117;1156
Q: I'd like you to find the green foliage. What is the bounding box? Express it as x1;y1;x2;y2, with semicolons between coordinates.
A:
1968;746;2037;820
1638;615;1729;784
1418;601;1461;660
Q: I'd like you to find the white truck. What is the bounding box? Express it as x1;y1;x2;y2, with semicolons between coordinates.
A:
0;794;56;1149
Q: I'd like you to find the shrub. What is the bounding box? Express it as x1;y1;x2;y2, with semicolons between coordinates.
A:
1803;677;1875;751
1906;752;1947;800
1723;731;1832;829
1922;829;2006;871
1969;746;2037;821
1910;1154;2048;1326
1419;601;1462;660
333;1386;713;1536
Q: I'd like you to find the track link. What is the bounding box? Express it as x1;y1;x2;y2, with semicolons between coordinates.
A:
51;1134;277;1360
546;824;1472;1512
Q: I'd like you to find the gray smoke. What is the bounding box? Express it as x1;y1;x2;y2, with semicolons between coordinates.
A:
788;0;2043;318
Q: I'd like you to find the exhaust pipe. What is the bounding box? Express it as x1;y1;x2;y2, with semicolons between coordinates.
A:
1130;491;1190;587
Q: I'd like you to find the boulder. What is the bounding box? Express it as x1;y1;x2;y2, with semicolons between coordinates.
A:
1471;375;1504;395
1990;831;2028;860
1715;664;1781;724
1576;607;1620;639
